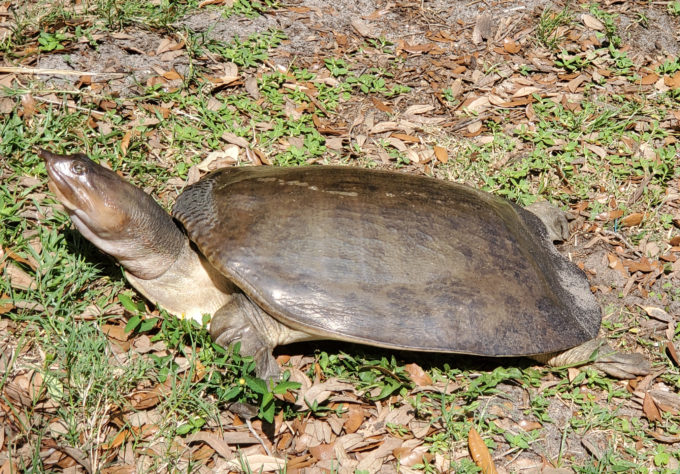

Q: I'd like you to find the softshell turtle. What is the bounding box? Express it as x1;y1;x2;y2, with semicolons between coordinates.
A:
40;149;650;380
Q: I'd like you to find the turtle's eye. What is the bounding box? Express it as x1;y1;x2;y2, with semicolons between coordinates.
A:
71;162;86;176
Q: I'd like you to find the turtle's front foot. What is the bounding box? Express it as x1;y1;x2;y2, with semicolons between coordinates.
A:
210;294;282;382
540;338;650;379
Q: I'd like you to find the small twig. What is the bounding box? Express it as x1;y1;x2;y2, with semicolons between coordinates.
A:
0;66;127;78
246;419;272;456
32;96;106;118
601;229;644;257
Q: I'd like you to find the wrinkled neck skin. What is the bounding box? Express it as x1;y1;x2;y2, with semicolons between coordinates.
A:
69;207;182;280
66;187;237;321
126;240;237;322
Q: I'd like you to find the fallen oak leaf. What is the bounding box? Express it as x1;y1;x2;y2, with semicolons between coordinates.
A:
638;305;673;323
102;429;131;450
620;212;644;227
666;342;679;367
649;389;680;415
581;13;605;31
0;293;14;315
645;429;680;444
664;71;680;89
404;363;432;386
343;405;366;434
640;73;659;85
223;454;285;472
184;431;233;459
643;392;662;422
468;427;498;474
433;145;448;163
607;253;628;277
502;38;520;54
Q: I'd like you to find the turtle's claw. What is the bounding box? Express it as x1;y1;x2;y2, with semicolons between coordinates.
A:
254;347;282;383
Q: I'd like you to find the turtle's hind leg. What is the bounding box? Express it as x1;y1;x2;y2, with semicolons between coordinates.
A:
533;339;651;379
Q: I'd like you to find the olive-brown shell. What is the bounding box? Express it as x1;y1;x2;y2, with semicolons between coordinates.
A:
173;166;601;356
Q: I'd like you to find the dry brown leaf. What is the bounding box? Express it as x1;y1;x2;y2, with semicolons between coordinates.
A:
666;342;680;366
513;86;540;98
120;131;132;156
624;257;657;273
404;363;432;386
448;78;463;97
185;432;233;459
6;264;36;291
621;212;644;227
385;137;407;152
640;73;659;85
0;97;15;114
351;20;377;38
224;454;285;472
370;121;400;134
581;14;605;31
664;71;680;89
517;419;542;431
433;145;448;163
193;359;206;382
649;389;680;414
468;427;498;474
102;323;130;342
102;429;130;450
467;121;482;134
466;96;490;113
297;379;354;410
221;132;250;148
309;442;335;461
598;209;624;221
21;93;36;119
245;76;259;99
196;146;240;171
198;0;234;6
1;460;17;474
0;294;13;315
399;42;437;54
645;430;680;444
129;380;171;409
371;97;393;114
639;305;673;322
393;443;428;467
404;104;434;115
390;133;420;143
503;38;520;54
567;367;580;382
472;14;494;44
643;392;662;422
343;405;366;434
156;39;184;55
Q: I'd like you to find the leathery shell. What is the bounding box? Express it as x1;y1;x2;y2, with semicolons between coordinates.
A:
173;166;601;356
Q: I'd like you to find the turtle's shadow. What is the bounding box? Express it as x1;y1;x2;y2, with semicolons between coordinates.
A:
274;340;536;376
63;228;125;282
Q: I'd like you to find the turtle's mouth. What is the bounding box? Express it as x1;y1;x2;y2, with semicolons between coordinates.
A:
41;149;94;213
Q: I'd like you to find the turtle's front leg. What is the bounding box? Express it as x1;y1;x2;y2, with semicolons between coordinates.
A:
210;293;282;381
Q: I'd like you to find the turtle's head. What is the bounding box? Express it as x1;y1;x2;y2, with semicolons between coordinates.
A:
40;149;186;279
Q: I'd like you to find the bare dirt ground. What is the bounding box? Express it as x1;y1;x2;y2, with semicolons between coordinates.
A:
2;0;680;472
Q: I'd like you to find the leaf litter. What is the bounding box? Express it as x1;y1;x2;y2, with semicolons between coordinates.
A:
2;0;680;472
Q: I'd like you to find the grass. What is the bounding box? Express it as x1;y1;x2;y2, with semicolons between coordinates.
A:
1;0;680;471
